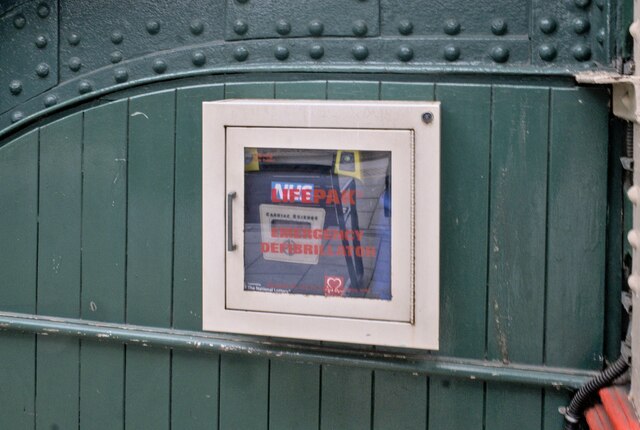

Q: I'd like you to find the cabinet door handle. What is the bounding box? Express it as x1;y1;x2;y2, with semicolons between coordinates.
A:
227;191;237;251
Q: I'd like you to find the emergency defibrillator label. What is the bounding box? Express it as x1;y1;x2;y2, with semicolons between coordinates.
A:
243;147;392;300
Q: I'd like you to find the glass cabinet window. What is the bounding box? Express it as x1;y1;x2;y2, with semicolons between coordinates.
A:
243;148;392;300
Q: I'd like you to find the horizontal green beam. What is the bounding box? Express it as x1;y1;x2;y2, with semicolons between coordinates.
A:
0;311;596;389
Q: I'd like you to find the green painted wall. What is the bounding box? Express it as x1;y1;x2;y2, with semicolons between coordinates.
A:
0;76;613;429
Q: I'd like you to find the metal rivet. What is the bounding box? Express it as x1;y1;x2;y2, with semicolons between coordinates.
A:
114;68;129;83
490;46;509;63
35;35;48;49
443;45;460;61
68;57;82;72
308;20;324;36
36;63;50;77
111;31;124;44
37;3;50;18
422;112;433;124
596;28;606;44
573;18;590;34
68;33;80;45
572;44;591;61
78;80;92;94
352;20;368;37
538;44;557;61
153;59;167;73
13;14;26;29
236;0;249;3
44;94;57;107
398;20;413;35
11;111;24;123
233;19;248;35
192;51;206;66
190;20;204;35
9;80;22;95
396;45;413;62
146;20;160;35
491;18;507;35
309;44;324;59
110;51;123;63
352;44;368;61
234;46;249;61
629;275;640;292
539;17;557;34
276;19;291;35
574;0;590;8
274;45;289;60
443;19;461;35
628;230;640;249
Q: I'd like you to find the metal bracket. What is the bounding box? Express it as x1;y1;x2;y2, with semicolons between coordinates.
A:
576;72;640;123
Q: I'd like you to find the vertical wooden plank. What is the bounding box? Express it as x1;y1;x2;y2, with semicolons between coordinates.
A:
173;84;223;330
545;87;609;370
126;346;171;430
0;131;38;429
126;90;175;328
430;84;491;429
80;100;127;430
80;341;124;430
275;81;326;99
219;81;274;430
487;86;549;365
327;81;379;100
171;81;224;430
320;365;372;430
82;100;127;323
428;377;483;430
219;355;269;430
36;113;83;430
485;383;542;430
373;371;427;430
125;90;175;430
435;83;491;359
380;82;435;101
269;361;320;430
543;389;572;430
171;350;219;430
0;131;38;310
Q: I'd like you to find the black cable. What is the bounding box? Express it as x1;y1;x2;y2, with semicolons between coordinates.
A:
563;355;630;429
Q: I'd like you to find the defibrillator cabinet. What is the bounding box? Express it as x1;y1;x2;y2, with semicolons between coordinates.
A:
202;100;440;350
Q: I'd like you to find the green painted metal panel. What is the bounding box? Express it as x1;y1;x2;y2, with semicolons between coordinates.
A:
0;130;38;429
80;341;125;430
380;82;435;101
36;337;80;430
81;100;127;323
219;355;269;430
485;383;542;430
0;333;36;430
0;130;38;313
275;81;327;99
126;90;175;328
171;350;219;430
373;371;427;430
435;83;491;360
269;361;320;430
428;377;484;430
321;365;372;430
173;84;224;331
545;87;609;370
487;86;549;365
328;81;379;100
125;346;171;430
226;82;275;99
